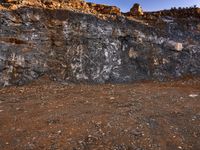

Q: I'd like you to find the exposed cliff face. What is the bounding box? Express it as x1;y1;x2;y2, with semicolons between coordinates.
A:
0;1;200;86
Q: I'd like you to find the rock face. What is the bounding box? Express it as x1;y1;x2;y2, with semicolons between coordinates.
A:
0;1;200;86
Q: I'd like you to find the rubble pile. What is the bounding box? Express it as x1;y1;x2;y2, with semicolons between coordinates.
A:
0;0;199;86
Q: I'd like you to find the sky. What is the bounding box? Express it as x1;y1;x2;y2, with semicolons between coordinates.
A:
85;0;200;12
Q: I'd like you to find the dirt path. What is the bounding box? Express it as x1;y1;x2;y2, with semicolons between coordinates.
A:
0;77;199;150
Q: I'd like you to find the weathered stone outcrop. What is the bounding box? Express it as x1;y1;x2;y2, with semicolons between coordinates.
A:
0;1;200;86
87;2;121;15
130;3;143;16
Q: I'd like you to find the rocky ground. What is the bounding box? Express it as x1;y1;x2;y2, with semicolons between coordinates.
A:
0;76;199;150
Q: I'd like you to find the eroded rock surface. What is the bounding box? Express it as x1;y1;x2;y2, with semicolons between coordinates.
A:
0;1;200;86
87;2;121;15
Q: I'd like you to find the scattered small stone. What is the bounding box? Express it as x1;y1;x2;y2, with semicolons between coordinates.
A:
131;129;142;136
129;48;139;59
178;146;183;149
57;130;62;134
16;107;21;111
189;94;198;98
175;43;183;51
0;110;4;113
192;116;197;121
85;100;89;104
19;89;24;93
110;97;115;100
166;41;183;51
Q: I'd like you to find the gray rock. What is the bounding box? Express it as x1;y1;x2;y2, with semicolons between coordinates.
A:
0;4;199;86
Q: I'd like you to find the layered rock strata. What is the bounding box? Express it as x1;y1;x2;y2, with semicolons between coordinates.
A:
0;0;200;86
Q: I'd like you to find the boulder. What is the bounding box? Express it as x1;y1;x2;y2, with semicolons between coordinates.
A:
130;3;144;16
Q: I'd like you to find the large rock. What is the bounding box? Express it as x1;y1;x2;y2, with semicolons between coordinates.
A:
130;3;144;15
